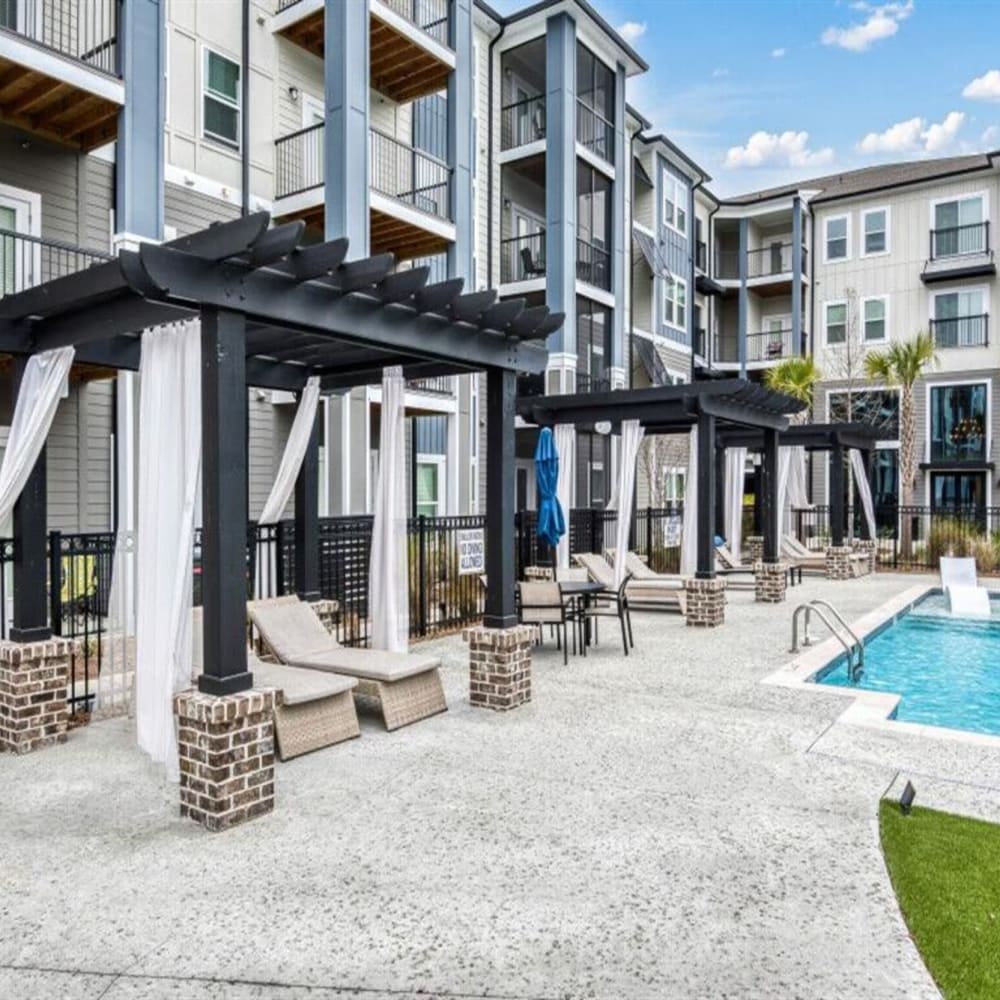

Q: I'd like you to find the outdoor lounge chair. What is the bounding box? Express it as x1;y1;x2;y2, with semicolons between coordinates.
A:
940;557;991;617
247;596;447;731
604;548;686;585
575;552;686;614
192;609;360;761
782;534;867;575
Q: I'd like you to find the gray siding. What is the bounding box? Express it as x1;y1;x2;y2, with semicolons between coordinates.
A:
164;183;241;236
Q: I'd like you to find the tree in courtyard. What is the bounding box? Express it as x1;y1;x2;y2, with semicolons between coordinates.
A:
864;332;938;556
763;355;822;424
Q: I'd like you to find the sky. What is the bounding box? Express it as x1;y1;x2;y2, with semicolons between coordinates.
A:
488;0;1000;196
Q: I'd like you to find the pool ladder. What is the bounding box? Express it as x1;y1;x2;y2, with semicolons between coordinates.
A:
790;599;865;681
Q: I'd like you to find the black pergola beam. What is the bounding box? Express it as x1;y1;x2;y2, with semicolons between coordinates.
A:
320;360;472;391
245;358;310;391
29;295;189;352
483;367;518;628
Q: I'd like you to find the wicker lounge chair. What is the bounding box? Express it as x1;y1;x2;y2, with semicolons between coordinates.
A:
575;552;686;614
247;596;447;731
192;609;360;761
604;548;686;585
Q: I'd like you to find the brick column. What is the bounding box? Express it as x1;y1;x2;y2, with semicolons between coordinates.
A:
825;546;856;580
746;535;764;564
0;637;76;754
754;561;788;603
852;539;877;575
174;688;276;832
464;624;533;710
684;577;727;627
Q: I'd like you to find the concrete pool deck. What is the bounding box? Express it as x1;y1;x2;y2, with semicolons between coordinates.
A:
2;572;996;999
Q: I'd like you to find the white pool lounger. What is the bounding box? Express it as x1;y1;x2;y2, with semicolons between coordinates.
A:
940;557;992;617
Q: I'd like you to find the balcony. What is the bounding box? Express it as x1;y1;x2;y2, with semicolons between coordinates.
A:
715;244;808;289
0;0;123;149
922;222;996;283
576;238;610;291
275;122;324;200
275;0;453;104
714;327;802;366
500;231;545;285
0;227;113;297
406;376;453;395
930;314;989;349
576;102;613;164
500;95;546;151
576;371;611;393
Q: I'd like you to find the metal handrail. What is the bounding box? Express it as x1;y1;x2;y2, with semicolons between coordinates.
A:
790;599;864;680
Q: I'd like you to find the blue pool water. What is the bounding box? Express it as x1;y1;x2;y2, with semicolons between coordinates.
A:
816;593;1000;737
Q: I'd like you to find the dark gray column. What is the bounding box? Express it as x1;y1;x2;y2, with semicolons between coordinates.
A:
447;0;473;282
696;411;716;579
483;368;517;628
737;217;748;378
116;0;165;239
610;60;626;372
325;0;370;250
199;308;253;696
829;443;845;548
545;12;576;355
10;357;50;642
752;460;763;535
294;398;320;601
714;445;727;539
762;430;780;563
791;196;803;355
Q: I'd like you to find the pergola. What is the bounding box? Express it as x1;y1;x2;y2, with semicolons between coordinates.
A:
517;380;807;577
0;213;560;693
717;422;891;550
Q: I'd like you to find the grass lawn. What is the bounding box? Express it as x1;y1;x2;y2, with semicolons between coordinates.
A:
880;801;1000;1000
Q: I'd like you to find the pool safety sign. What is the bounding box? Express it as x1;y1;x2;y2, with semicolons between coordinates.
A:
663;515;682;547
457;529;485;575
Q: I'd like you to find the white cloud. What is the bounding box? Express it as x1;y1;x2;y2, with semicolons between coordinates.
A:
724;130;834;169
982;125;1000;146
615;20;646;44
857;111;966;155
821;1;913;52
963;69;1000;102
711;67;730;78
771;48;786;58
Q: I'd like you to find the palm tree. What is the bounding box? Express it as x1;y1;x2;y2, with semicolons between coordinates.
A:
763;356;821;424
864;332;938;556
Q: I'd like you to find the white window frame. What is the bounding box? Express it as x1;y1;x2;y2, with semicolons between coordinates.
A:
929;283;989;348
415;453;446;517
201;45;242;150
301;92;324;127
0;181;41;293
823;213;851;264
923;377;992;469
823;298;848;346
662;169;688;237
929;191;989;256
662;274;687;331
664;466;686;503
860;294;889;343
860;205;890;258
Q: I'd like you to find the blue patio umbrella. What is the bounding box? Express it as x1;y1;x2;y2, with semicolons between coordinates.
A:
534;427;565;550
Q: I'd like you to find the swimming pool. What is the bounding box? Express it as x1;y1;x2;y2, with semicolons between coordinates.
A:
816;592;1000;737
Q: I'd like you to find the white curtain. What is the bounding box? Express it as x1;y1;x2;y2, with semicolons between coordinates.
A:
610;420;645;587
369;366;408;652
724;447;747;560
254;376;321;599
776;447;793;542
553;424;575;570
849;449;877;540
135;321;201;781
680;426;698;577
0;347;74;529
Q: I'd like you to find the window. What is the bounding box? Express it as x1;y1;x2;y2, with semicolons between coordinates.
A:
203;49;241;148
662;170;688;235
663;275;687;330
825;301;847;344
577;163;612;288
828;389;899;438
576;43;614;161
930;383;988;463
862;208;889;255
415;457;444;517
577;296;611;390
824;215;849;262
933;288;987;348
931;471;986;511
576;430;610;507
933;195;985;256
862;296;887;342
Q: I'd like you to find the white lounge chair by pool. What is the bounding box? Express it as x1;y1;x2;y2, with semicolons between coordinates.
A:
940;557;992;617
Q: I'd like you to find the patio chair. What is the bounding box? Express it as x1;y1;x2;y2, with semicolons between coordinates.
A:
575;552;686;614
940;557;991;617
520;246;545;278
518;581;578;664
192;608;360;761
247;596;447;731
576;568;634;655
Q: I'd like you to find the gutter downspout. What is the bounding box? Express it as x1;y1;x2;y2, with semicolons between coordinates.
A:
241;0;251;217
486;18;507;286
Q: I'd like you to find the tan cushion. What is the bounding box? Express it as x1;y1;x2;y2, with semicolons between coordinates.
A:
248;595;337;662
250;658;357;705
291;646;441;683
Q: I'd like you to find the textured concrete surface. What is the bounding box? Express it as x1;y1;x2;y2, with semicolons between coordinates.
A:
2;572;993;999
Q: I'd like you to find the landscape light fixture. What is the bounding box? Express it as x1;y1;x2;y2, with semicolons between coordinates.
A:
288;86;299;102
899;781;916;815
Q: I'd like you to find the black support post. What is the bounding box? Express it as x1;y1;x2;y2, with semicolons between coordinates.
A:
199;307;253;696
696;410;716;579
483;367;517;628
11;356;51;642
714;443;727;539
829;443;845;548
294;394;320;601
762;428;780;563
752;460;763;535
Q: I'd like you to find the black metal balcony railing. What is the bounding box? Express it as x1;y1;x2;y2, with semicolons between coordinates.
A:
930;222;990;260
576;102;614;164
370;127;452;221
930;314;989;349
576;371;611;393
406;376;453;395
275;121;325;200
500;95;546;150
714;328;801;364
0;228;113;298
0;0;119;76
715;244;808;280
576;238;610;290
277;0;450;46
500;231;546;283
